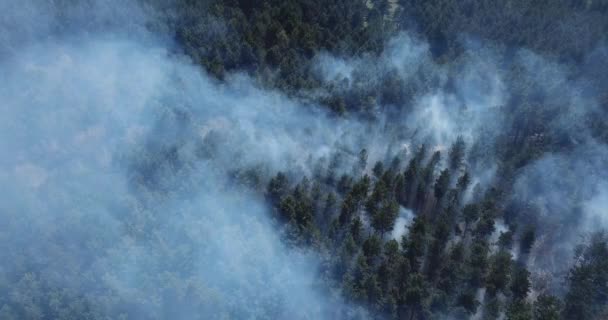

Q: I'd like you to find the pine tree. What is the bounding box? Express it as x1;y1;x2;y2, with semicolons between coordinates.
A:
534;294;561;320
510;264;531;300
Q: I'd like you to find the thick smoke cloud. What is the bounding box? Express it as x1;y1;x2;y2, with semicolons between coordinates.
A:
313;34;506;149
0;1;371;319
511;143;608;290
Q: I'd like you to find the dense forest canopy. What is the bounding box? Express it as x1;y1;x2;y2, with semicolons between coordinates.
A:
1;0;608;319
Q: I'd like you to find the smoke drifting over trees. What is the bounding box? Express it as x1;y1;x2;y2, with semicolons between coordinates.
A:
1;0;608;319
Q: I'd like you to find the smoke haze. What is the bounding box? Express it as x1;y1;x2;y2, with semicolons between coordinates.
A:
1;0;608;319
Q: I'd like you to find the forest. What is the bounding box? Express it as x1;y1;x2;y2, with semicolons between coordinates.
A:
1;0;608;319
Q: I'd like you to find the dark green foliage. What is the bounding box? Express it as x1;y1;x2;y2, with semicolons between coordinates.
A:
403;273;429;320
510;264;531;300
448;136;466;170
474;212;496;239
425;213;450;280
279;194;297;220
338;174;354;194
373;161;384;179
483;296;501;320
404;216;428;271
422;151;441;186
563;232;608;320
462;204;480;229
341;234;358;258
338;175;371;227
164;0;391;98
350;216;364;243
394;173;407;206
437;242;465;295
366;178;388;215
434;168;450;201
506;299;533;320
468;240;489;287
456;289;480;315
378;240;403;296
356;148;368;175
534;294;562;320
362;235;382;261
371;198;399;236
396;0;608;61
322;192;336;220
457;171;470;192
499;230;515;250
520;226;536;255
267;171;288;202
352;175;371;203
486;250;513;296
400;150;424;207
339;194;358;225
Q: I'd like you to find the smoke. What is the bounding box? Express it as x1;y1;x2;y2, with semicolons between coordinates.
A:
510;143;608;281
313;33;506;147
312;34;509;201
2;0;607;318
0;1;372;319
493;47;608;296
314;24;608;303
313;34;431;86
314;30;608;231
390;207;415;241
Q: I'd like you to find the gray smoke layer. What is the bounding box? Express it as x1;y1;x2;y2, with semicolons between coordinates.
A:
0;1;367;319
504;51;608;287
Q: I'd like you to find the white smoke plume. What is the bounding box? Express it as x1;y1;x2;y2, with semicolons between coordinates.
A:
0;1;367;318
